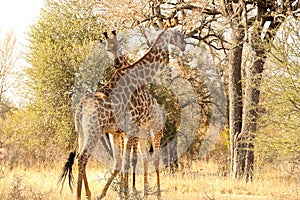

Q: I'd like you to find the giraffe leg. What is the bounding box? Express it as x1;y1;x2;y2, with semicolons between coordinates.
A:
132;137;138;193
117;171;125;200
77;150;89;200
139;137;149;199
83;156;91;200
119;134;125;199
152;132;163;200
106;133;124;200
98;135;122;200
122;137;132;198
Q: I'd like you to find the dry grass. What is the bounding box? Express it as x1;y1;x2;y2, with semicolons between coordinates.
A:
0;161;299;200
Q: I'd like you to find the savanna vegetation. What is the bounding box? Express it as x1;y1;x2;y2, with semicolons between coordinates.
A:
0;0;299;199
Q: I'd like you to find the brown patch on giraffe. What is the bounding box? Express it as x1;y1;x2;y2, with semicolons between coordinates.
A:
148;54;154;63
144;68;150;75
145;76;152;83
139;69;145;79
155;54;160;62
130;94;139;107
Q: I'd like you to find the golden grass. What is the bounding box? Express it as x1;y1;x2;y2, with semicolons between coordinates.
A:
0;161;299;200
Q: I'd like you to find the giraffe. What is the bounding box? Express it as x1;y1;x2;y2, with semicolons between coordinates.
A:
99;30;165;198
59;21;185;200
102;30;141;196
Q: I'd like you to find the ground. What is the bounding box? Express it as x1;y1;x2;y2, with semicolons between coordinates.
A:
0;161;299;200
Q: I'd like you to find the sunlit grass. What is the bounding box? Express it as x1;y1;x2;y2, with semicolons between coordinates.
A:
0;161;299;200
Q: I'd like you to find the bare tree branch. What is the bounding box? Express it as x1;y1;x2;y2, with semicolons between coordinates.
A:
0;31;20;103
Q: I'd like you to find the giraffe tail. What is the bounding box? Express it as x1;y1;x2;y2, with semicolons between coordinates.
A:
58;151;76;193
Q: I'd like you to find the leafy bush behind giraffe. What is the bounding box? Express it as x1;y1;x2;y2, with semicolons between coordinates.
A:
0;0;106;166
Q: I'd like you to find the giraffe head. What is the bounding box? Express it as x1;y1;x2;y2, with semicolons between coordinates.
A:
167;29;185;51
164;18;186;51
103;31;122;67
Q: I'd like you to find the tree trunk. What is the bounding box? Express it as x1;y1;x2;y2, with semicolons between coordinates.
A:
228;24;244;179
240;52;264;181
228;0;285;181
239;17;268;180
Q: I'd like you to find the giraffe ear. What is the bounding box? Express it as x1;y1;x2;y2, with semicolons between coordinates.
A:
166;18;171;28
103;32;109;39
111;30;117;38
172;17;179;27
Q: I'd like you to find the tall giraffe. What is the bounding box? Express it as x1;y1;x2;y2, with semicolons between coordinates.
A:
60;22;185;200
102;30;141;196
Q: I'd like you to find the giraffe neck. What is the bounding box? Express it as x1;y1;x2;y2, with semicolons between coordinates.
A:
102;29;170;94
96;53;130;95
115;55;130;69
